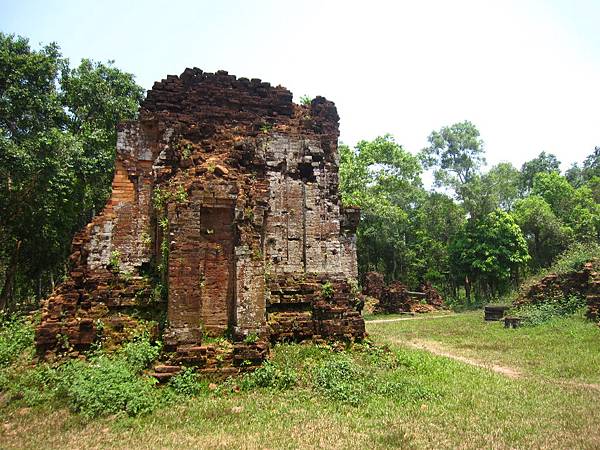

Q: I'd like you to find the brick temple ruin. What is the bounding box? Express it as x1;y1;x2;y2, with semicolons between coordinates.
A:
35;68;365;371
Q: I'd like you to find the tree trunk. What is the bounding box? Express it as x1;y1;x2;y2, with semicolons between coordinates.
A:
464;276;471;304
0;240;22;311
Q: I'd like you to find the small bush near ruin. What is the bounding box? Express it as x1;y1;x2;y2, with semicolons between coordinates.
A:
0;315;34;368
57;357;159;418
512;295;587;326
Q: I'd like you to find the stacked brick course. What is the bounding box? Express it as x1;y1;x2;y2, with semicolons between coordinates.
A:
35;69;365;369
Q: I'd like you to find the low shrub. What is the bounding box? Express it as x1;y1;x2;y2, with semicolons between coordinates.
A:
311;355;366;406
118;336;162;372
513;294;586;326
0;314;34;367
168;367;204;396
57;356;158;418
241;361;297;390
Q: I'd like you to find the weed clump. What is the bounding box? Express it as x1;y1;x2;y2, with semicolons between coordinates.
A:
512;294;586;326
57;356;158;418
311;354;365;406
241;361;297;390
0;314;34;367
168;367;204;397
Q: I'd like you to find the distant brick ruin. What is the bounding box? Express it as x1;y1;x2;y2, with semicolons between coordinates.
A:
361;271;444;314
35;69;365;371
515;260;600;324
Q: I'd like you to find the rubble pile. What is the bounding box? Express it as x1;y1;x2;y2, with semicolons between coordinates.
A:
514;260;600;325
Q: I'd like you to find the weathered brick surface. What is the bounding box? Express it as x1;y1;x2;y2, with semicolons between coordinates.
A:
36;69;364;367
362;271;385;299
515;260;600;324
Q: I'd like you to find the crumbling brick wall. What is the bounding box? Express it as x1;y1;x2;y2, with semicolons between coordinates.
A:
36;69;365;365
515;260;600;324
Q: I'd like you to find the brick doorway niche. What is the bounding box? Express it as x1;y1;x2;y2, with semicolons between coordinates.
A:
166;202;236;345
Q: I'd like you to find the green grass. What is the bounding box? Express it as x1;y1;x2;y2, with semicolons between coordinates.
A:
368;310;600;384
363;310;454;321
1;313;600;449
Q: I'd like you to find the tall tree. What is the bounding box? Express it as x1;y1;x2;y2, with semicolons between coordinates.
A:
519;151;560;194
412;192;465;291
511;196;571;268
0;33;144;309
450;210;530;300
461;162;521;220
420;120;485;193
340;135;424;284
532;172;599;241
582;147;600;181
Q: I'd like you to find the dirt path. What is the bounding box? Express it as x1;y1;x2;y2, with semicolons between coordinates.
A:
397;338;522;378
366;314;460;324
389;337;600;391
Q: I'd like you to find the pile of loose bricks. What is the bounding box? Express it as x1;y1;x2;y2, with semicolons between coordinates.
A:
361;271;444;314
515;260;600;324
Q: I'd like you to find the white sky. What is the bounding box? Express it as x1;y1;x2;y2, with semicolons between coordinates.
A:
2;0;599;171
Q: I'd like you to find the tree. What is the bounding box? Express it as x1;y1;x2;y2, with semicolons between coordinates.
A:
565;163;585;188
450;210;530;300
420;120;485;194
461;162;521;219
519;151;560;194
511;196;571;268
586;176;600;203
531;172;599;241
412;192;465;292
0;33;144;309
582;147;600;180
61;58;145;213
340;135;425;284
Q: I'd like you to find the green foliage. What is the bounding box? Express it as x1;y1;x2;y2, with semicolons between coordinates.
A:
0;328;161;418
153;185;187;210
461;162;521;219
108;250;121;271
0;33;143;308
320;281;334;299
57;356;158;418
340;135;428;284
0;362;59;406
513;295;586;327
241;361;297;390
118;335;162;372
243;332;259;344
299;95;312;106
259;122;272;133
532;172;599;241
582;146;600;180
168;367;203;396
512;195;571;268
310;354;366;406
450;210;530;297
50;333;161;418
0;314;34;367
549;241;600;275
519;151;560;194
309;351;437;407
420;120;485;190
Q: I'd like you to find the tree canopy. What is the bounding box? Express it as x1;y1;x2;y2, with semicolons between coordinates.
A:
0;33;144;309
